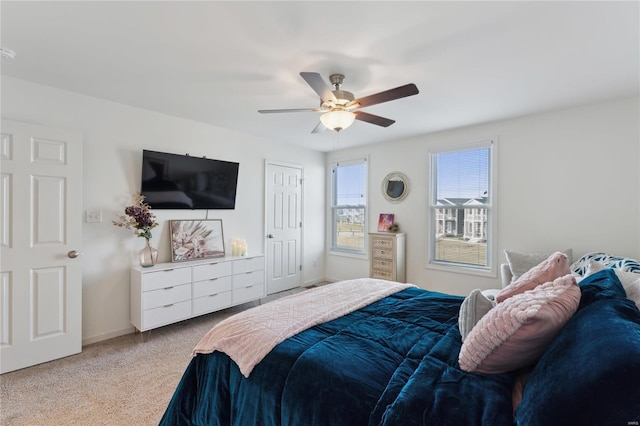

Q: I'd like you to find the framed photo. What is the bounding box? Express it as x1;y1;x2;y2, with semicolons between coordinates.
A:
377;213;394;232
170;219;225;262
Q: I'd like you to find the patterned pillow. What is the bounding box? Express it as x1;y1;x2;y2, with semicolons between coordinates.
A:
459;275;580;374
571;252;640;276
497;252;570;303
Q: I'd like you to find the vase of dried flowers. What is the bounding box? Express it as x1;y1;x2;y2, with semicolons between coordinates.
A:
113;194;159;267
138;237;159;267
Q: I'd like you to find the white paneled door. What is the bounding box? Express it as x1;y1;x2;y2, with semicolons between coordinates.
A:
0;119;83;374
266;162;302;295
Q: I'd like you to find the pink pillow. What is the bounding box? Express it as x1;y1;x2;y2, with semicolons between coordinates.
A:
496;252;570;303
459;274;580;374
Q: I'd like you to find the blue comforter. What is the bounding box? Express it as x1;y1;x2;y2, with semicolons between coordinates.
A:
160;272;640;425
159;287;514;425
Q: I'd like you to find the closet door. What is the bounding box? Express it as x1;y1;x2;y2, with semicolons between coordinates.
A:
265;162;302;295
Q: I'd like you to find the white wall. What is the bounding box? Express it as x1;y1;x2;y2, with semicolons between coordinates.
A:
3;76;638;344
1;76;327;345
327;97;640;296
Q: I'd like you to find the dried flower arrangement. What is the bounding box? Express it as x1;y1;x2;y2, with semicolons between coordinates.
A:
112;194;159;240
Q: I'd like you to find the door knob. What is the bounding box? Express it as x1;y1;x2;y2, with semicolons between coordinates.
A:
267;234;274;239
67;250;82;259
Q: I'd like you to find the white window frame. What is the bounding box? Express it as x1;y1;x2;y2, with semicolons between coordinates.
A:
426;140;498;278
329;158;368;257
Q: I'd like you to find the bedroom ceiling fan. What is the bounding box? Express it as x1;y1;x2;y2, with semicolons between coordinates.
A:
259;72;419;133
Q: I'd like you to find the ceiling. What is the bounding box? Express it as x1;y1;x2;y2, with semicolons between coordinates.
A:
1;1;638;152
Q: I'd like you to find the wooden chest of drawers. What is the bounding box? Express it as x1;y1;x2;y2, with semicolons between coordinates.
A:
369;232;406;282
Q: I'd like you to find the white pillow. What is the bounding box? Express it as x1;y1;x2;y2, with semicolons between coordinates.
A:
586;260;640;289
481;289;500;301
587;260;640;309
625;279;640;310
458;289;496;342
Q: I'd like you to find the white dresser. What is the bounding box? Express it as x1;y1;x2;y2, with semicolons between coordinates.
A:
131;255;265;332
369;232;406;282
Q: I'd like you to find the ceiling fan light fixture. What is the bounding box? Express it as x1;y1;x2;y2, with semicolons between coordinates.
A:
259;72;419;134
320;110;356;132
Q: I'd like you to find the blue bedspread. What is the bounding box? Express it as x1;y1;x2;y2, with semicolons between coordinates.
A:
159;287;514;425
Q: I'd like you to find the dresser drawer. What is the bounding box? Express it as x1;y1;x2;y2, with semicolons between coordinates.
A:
372;248;394;260
193;291;232;316
142;300;191;329
142;283;191;310
372;238;394;249
192;261;232;282
372;259;394;272
371;270;394;281
233;256;264;274
232;282;264;305
140;267;191;291
232;269;264;289
193;276;233;298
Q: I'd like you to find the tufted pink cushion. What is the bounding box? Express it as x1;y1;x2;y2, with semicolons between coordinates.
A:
459;274;580;374
496;252;570;303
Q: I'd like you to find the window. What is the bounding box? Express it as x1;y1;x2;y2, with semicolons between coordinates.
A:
331;158;367;255
428;141;496;275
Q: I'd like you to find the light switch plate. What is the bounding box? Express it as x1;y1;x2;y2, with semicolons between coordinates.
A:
85;210;103;223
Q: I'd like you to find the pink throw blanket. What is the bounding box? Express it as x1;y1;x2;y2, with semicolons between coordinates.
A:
192;278;415;377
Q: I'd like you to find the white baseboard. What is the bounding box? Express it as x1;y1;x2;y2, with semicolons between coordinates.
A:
303;278;334;287
82;326;135;347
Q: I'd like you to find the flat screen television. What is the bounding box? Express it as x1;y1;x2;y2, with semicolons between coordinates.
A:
140;149;239;209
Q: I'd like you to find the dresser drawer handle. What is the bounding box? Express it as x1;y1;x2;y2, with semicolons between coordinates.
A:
209;293;218;297
164;286;174;290
163;303;174;308
164;269;174;272
245;285;253;289
209;277;218;281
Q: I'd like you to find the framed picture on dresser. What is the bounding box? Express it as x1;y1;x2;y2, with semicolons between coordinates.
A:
377;213;394;232
170;219;225;262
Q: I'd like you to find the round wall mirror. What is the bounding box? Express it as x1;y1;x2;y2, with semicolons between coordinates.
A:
382;172;410;203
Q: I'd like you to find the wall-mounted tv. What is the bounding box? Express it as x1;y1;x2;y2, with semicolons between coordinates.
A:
140;149;239;210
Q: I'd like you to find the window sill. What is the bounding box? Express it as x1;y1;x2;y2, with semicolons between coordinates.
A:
425;261;497;279
329;250;367;260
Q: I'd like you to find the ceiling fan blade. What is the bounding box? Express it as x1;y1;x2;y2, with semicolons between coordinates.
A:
311;122;326;134
258;108;321;114
300;72;337;103
354;111;396;127
349;83;419;108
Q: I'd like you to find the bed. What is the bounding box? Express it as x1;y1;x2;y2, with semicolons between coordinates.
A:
159;252;640;426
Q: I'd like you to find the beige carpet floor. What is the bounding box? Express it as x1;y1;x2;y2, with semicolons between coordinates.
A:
0;286;311;425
